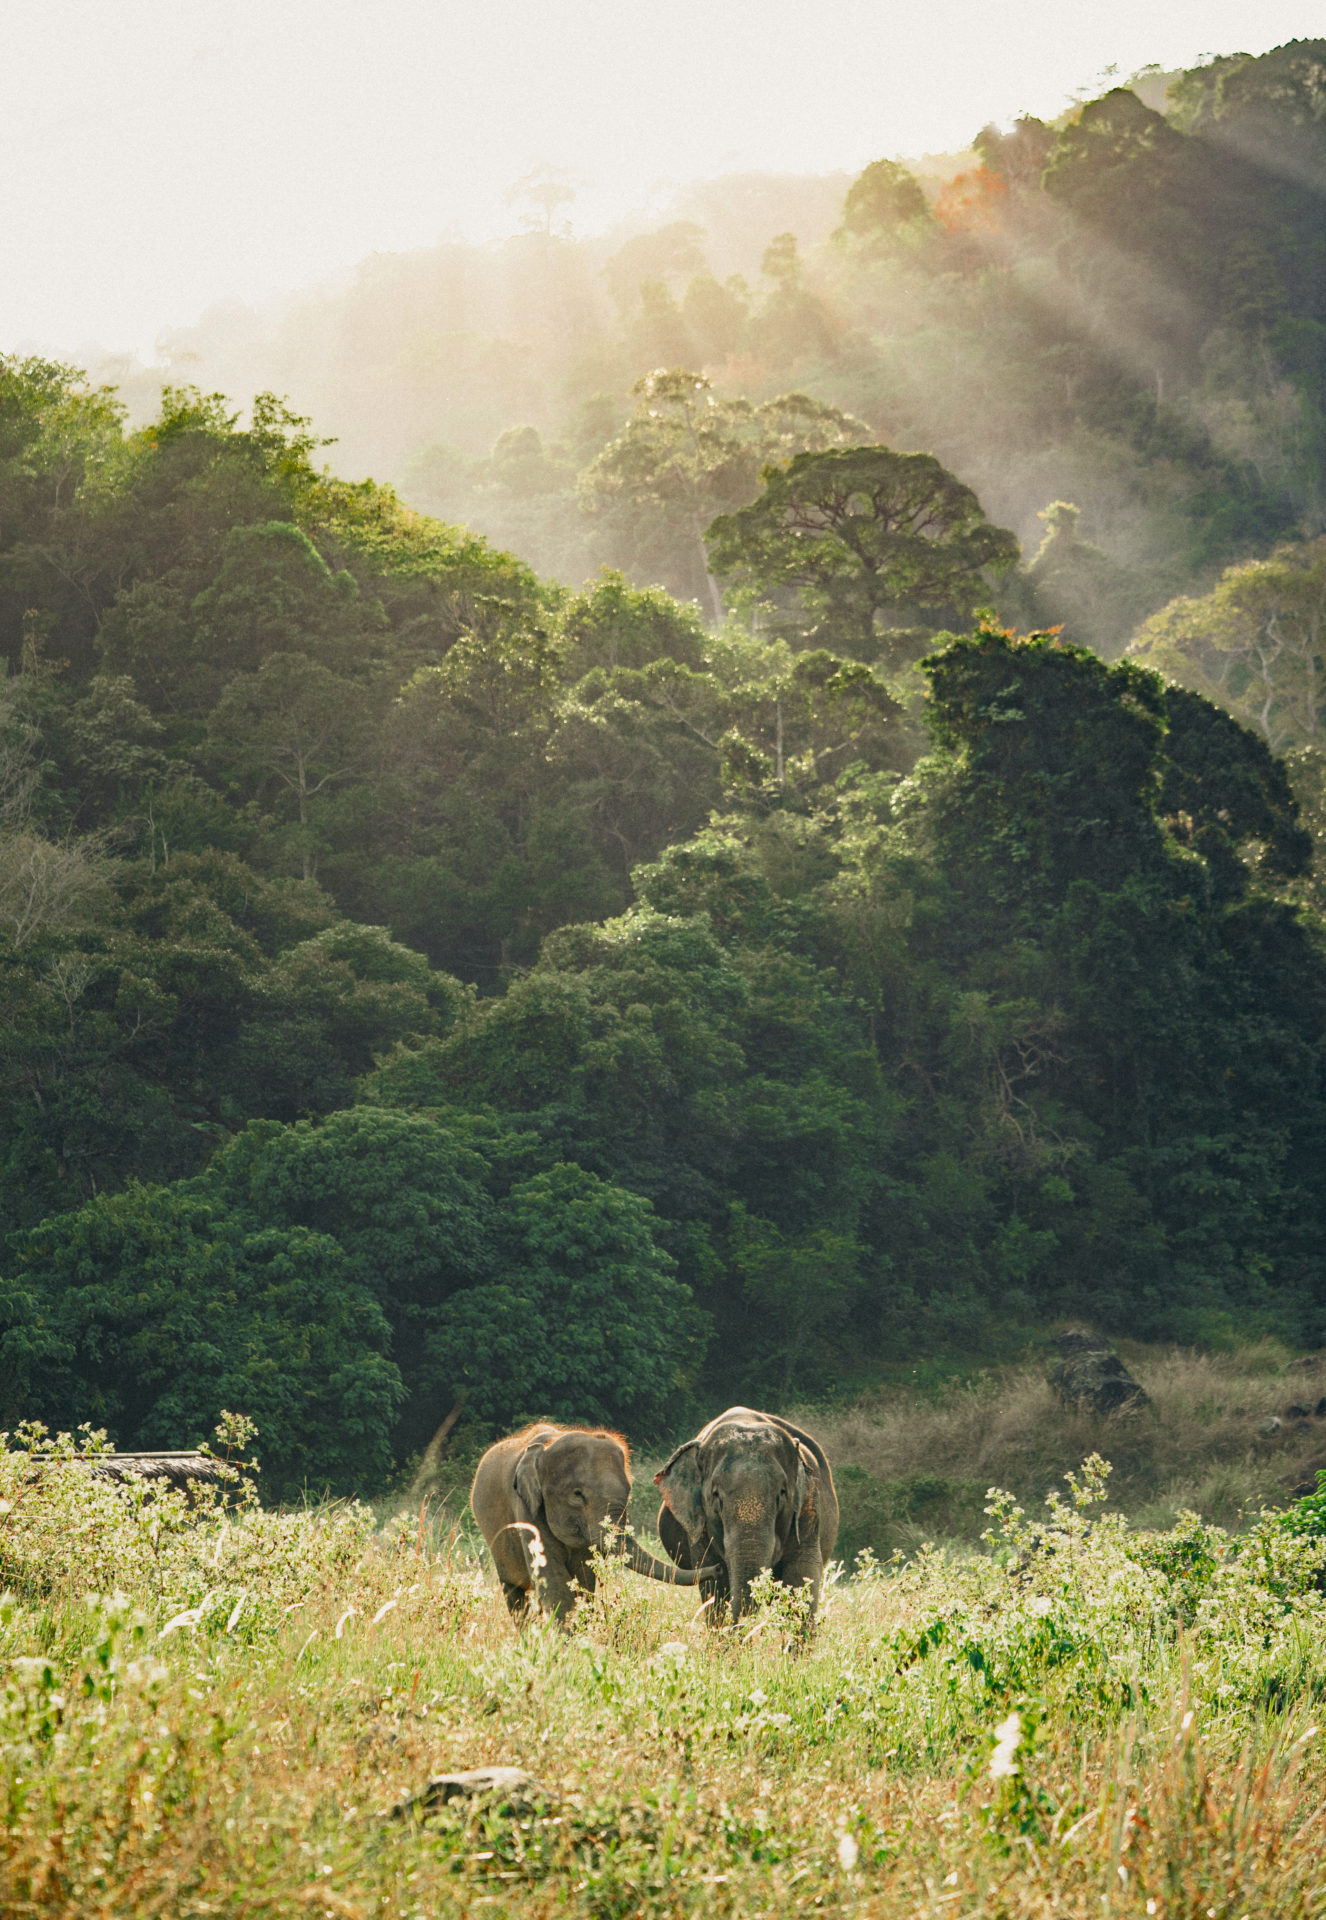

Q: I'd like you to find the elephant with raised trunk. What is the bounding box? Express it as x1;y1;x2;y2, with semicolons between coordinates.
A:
470;1423;713;1625
655;1406;839;1628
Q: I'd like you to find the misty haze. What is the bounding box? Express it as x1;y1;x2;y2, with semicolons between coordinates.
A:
5;22;1326;1920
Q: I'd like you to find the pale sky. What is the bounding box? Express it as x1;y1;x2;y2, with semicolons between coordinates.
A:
0;0;1320;359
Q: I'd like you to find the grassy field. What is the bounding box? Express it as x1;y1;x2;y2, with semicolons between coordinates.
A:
6;1344;1326;1918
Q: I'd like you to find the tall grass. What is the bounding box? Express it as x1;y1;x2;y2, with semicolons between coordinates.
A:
788;1341;1326;1560
5;1418;1326;1917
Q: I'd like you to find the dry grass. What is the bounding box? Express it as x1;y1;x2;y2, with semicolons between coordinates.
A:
6;1420;1326;1918
779;1341;1326;1559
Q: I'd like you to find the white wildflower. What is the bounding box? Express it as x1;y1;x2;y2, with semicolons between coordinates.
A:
10;1657;54;1681
649;1641;690;1672
515;1522;546;1576
123;1658;168;1688
837;1832;859;1871
989;1709;1021;1779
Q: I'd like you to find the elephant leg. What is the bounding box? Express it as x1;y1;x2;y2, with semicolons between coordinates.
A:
503;1579;531;1620
695;1565;730;1628
774;1544;824;1629
532;1560;581;1625
657;1505;726;1620
703;1589;729;1628
657;1504;694;1568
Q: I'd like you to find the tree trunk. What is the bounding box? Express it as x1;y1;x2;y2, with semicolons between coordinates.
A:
693;513;724;624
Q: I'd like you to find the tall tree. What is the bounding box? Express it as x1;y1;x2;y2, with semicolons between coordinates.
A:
707;445;1018;656
579;371;867;616
205;653;376;879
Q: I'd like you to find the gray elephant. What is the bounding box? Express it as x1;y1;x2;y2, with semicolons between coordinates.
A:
654;1405;839;1627
470;1422;712;1625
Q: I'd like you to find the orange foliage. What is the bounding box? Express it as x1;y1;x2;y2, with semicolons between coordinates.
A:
934;167;1009;235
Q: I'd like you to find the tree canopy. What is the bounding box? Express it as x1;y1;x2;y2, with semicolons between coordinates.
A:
706;446;1018;656
5;43;1326;1492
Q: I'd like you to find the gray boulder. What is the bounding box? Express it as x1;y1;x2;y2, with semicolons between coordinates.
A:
1048;1329;1150;1417
390;1767;553;1821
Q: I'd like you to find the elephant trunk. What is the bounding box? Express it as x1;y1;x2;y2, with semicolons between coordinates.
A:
611;1528;707;1587
726;1527;777;1623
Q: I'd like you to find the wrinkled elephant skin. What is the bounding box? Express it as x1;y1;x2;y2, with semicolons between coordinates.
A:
471;1423;709;1625
655;1405;839;1628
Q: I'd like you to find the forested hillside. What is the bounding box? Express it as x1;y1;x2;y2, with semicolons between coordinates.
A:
3;42;1326;1497
119;41;1326;659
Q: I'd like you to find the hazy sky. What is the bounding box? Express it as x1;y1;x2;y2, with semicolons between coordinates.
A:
1;0;1320;358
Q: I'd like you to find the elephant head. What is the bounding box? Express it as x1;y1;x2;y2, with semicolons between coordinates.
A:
655;1410;820;1623
513;1429;704;1587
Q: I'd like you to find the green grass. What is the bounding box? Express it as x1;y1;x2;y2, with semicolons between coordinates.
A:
6;1395;1326;1917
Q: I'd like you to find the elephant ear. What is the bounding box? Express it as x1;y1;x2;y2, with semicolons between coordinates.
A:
513;1440;546;1519
655;1441;705;1542
792;1441;818;1542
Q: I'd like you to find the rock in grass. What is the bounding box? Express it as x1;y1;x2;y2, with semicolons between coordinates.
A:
390;1768;553;1820
1048;1328;1150;1417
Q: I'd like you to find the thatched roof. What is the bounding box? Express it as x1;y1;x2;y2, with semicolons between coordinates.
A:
87;1451;234;1491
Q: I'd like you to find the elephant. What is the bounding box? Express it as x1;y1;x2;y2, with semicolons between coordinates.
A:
470;1422;713;1625
654;1406;839;1628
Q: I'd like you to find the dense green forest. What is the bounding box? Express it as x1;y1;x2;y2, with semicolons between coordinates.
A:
3;42;1326;1497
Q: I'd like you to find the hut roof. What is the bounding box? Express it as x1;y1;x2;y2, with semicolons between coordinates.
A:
89;1451;233;1491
